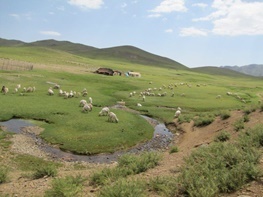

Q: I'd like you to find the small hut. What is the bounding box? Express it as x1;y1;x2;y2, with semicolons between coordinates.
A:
95;68;114;76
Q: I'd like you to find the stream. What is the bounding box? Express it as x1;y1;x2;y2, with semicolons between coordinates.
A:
0;117;173;164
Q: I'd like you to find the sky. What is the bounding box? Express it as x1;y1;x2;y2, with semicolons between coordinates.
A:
0;0;263;68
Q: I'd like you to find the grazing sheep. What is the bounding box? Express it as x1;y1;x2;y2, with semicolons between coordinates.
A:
108;112;119;123
1;86;8;95
16;84;21;89
82;103;92;113
142;95;146;102
89;97;92;104
26;86;35;93
99;107;110;116
48;87;54;95
79;99;87;107
137;103;142;107
53;84;60;89
174;110;181;118
216;95;222;99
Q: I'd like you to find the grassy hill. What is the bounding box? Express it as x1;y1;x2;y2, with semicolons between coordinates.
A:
0;38;188;70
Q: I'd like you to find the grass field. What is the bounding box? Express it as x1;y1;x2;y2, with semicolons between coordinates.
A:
0;46;263;154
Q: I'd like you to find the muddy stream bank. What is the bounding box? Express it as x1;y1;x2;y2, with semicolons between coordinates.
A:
0;114;174;164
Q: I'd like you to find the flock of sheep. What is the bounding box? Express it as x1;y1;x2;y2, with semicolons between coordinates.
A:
1;83;119;123
47;84;119;123
1;80;250;123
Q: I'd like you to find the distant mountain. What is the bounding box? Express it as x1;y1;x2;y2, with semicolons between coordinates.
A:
191;66;254;78
221;64;263;77
0;38;188;70
0;38;25;46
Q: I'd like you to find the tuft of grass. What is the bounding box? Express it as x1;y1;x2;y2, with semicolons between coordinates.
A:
98;178;146;197
32;165;58;179
194;115;214;127
233;118;245;131
243;114;250;122
214;131;230;142
90;151;161;186
13;154;61;171
169;146;179;154
148;176;179;197
45;174;86;197
220;110;231;120
0;167;8;184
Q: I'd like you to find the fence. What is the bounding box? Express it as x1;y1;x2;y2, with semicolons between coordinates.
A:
0;58;33;71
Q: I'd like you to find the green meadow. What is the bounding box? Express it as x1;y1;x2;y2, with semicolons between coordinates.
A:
0;46;262;154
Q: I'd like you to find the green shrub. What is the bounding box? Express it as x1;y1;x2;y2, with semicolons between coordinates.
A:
194;116;214;127
220;110;231;120
243;114;250;122
90;151;161;186
33;165;57;179
233;118;245;131
169;146;179;154
45;174;86;197
98;178;146;197
148;176;178;197
0;167;8;184
118;151;161;174
214;131;230;142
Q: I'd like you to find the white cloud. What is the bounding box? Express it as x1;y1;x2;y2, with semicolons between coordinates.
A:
192;3;208;8
165;29;173;33
213;1;263;36
68;0;104;9
40;31;61;36
147;13;162;18
149;0;187;13
179;27;207;36
9;14;20;20
194;0;263;36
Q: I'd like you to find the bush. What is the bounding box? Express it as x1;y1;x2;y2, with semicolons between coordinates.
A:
214;131;230;142
194;116;214;127
90;151;161;186
98;178;146;197
0;167;8;184
243;114;250;122
148;176;178;196
220;110;231;120
45;174;86;197
169;146;179;154
233;118;245;131
33;165;57;179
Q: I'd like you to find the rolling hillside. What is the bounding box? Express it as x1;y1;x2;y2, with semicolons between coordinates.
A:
0;38;188;70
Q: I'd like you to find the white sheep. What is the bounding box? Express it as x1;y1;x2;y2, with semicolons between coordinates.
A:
79;99;87;107
1;86;8;95
53;84;60;89
48;87;54;95
89;97;92;104
137;103;142;107
174;110;181;118
82;103;92;113
142;95;146;102
108;112;119;123
99;107;110;116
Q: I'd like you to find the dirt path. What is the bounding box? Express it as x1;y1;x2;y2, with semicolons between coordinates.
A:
1;110;263;196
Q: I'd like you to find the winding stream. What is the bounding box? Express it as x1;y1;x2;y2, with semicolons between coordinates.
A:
0;117;173;164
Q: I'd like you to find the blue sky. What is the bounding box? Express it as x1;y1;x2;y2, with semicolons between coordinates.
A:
0;0;262;68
